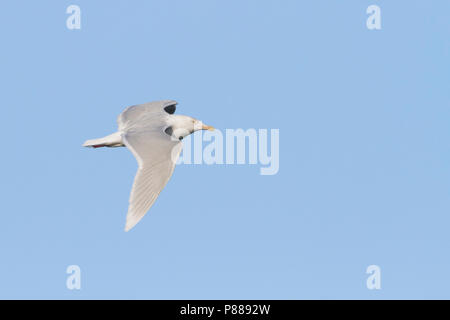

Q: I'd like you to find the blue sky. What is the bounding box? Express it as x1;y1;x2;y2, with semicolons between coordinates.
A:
0;0;449;299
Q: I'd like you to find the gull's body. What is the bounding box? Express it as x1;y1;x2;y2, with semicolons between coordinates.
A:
83;100;213;231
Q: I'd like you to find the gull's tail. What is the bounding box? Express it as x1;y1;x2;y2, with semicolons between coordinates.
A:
82;132;124;148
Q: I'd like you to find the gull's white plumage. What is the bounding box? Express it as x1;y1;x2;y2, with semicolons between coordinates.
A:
83;100;213;231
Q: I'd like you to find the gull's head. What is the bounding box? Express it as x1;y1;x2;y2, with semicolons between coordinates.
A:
169;115;214;141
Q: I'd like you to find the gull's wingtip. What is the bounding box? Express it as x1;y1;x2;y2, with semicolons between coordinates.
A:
82;139;97;147
124;218;137;232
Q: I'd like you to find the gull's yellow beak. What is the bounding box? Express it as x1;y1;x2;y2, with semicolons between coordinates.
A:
202;124;215;131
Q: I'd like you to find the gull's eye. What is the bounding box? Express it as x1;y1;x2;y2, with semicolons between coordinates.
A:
179;136;183;141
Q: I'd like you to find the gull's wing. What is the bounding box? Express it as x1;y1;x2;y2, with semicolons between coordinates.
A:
122;130;182;231
117;100;177;132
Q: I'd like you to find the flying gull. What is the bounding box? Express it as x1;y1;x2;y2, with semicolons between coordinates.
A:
83;100;214;231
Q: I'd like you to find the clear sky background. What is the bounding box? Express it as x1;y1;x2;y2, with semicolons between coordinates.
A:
0;1;449;299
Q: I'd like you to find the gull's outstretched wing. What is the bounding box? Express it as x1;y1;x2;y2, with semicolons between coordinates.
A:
117;100;177;132
122;130;182;231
